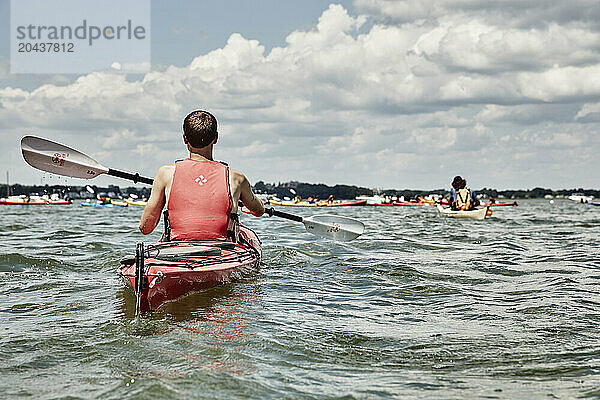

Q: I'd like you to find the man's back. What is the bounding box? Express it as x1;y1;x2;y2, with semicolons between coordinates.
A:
167;158;232;241
139;157;264;238
139;110;264;238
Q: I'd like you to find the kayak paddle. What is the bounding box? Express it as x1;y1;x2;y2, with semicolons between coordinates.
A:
21;135;153;184
21;135;364;241
265;208;364;241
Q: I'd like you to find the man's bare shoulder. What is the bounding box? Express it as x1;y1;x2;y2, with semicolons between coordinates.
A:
228;168;248;185
156;164;175;182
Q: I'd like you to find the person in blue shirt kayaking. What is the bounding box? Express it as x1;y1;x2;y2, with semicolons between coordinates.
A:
449;176;480;211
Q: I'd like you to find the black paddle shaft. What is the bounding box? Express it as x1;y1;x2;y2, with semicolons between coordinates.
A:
265;207;303;223
108;168;154;185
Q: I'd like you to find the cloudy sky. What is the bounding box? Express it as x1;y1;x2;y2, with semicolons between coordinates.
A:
1;0;599;190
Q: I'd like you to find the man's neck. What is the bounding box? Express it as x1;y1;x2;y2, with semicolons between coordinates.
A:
189;150;213;161
188;144;214;161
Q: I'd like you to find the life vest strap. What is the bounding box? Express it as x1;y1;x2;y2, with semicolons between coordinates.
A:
456;188;472;210
227;213;239;243
161;209;171;242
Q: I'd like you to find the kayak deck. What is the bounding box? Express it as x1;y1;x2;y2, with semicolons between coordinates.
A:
117;226;261;313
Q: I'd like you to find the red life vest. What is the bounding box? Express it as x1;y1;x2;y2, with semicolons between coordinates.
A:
166;158;232;241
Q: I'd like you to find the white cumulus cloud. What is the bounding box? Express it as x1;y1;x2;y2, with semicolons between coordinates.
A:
1;2;599;189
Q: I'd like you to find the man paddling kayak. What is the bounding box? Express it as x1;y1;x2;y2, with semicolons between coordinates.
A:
449;175;480;211
139;110;265;241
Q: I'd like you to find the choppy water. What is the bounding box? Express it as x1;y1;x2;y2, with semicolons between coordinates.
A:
1;200;599;399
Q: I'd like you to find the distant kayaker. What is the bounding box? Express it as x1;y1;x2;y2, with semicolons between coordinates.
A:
449;176;480;211
327;195;334;203
139;110;265;241
97;194;110;204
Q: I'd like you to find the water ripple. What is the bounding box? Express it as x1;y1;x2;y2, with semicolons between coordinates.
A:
0;200;599;398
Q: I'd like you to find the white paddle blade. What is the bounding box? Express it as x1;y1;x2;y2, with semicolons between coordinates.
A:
21;135;109;179
303;214;365;241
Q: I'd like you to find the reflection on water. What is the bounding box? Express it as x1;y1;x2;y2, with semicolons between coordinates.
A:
115;281;259;323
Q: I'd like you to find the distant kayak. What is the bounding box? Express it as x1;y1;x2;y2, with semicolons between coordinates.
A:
481;201;518;207
269;200;367;207
590;202;600;206
436;204;490;220
81;201;128;208
322;200;367;206
110;200;128;206
394;202;432;207
365;201;432;206
0;199;72;205
268;200;316;207
126;199;147;206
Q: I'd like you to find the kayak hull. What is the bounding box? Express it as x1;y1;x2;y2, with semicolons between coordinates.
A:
436;204;489;220
117;226;261;313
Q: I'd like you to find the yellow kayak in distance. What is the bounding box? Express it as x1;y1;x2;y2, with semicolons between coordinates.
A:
110;199;129;206
126;199;147;206
268;200;317;207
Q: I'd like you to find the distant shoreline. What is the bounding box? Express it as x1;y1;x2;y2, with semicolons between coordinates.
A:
2;181;598;201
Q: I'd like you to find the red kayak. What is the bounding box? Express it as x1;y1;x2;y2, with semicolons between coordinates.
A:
117;226;261;314
319;200;367;207
0;199;72;205
482;201;518;207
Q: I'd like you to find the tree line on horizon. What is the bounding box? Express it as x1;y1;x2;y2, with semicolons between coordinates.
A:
251;182;600;200
2;181;599;200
